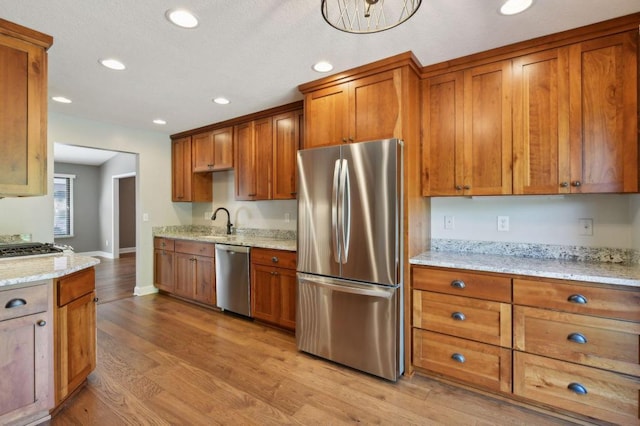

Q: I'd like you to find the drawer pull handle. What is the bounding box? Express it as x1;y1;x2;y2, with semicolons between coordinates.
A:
451;312;466;321
272;256;279;263
5;298;27;309
37;320;46;327
450;280;466;289
567;382;588;395
451;353;466;363
568;294;588;304
567;332;588;344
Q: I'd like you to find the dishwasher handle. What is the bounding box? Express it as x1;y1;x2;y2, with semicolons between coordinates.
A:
215;244;250;254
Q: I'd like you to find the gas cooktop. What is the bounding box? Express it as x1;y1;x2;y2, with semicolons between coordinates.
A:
0;242;64;258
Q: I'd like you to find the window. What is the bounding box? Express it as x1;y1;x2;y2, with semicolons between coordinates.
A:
54;174;75;237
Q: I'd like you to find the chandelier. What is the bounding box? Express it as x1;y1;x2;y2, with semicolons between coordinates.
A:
321;0;422;34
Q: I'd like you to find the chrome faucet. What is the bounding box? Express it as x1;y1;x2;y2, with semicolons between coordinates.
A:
212;207;233;235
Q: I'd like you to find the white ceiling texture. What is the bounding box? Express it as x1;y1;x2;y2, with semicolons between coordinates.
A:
1;0;639;140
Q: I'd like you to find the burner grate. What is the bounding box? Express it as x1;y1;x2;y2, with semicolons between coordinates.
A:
0;242;63;258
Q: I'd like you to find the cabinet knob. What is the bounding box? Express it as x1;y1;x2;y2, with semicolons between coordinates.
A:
37;320;47;327
348;137;354;142
455;185;463;191
571;180;582;187
463;185;471;190
450;280;466;289
271;256;279;263
342;138;347;143
567;332;588;344
560;182;569;188
451;353;466;363
567;382;588;395
567;294;588;304
5;298;27;309
451;312;466;321
208;164;214;168
94;297;100;303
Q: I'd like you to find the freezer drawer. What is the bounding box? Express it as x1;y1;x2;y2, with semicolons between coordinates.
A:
296;273;402;381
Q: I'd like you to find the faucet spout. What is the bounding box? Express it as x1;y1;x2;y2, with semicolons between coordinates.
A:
212;207;233;235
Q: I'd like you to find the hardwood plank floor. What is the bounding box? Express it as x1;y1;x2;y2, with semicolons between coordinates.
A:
93;252;135;304
49;294;581;425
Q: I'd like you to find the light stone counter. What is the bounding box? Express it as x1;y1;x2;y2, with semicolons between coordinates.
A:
153;226;296;252
0;254;100;287
410;251;640;288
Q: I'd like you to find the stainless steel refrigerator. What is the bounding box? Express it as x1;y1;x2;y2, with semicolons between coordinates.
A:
296;138;403;381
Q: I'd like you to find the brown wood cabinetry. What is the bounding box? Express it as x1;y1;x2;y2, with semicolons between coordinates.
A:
0;281;53;425
172;136;213;202
53;267;96;406
0;19;52;197
173;240;216;306
250;248;297;331
153;237;175;293
513;31;638;194
422;61;512;196
192;127;234;172
272;110;303;199
235;118;273;201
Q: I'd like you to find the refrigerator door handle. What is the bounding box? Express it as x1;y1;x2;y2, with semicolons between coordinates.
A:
341;159;351;264
331;159;341;264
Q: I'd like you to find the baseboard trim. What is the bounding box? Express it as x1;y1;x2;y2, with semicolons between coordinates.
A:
77;250;113;258
134;285;158;296
119;247;136;254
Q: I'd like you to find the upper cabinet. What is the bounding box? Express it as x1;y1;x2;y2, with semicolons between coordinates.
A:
0;19;52;197
513;31;638;194
272;109;303;199
235;117;272;201
192;127;233;172
299;53;419;149
422;62;513;196
171;136;212;202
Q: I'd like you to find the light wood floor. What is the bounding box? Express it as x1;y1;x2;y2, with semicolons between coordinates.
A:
49;293;580;425
94;252;136;304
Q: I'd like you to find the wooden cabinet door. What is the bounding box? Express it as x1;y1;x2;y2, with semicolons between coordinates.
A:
277;267;297;331
172;137;192;201
211;126;233;170
303;82;349;148
463;61;512;195
272;110;302;199
235;119;272;200
56;291;96;405
193;255;215;306
0;312;52;420
191;131;215;172
251;264;279;324
513;49;571;195
568;31;638;193
422;72;464;196
0;34;47;197
174;252;195;298
153;249;174;292
350;69;400;143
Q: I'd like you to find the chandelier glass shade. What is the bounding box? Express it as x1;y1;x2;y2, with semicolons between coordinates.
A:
321;0;422;34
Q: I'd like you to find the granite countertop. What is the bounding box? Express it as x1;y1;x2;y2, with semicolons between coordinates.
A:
0;253;100;287
153;231;297;252
410;251;640;288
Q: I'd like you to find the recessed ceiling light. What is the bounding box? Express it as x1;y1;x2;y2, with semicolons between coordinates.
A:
313;61;334;73
499;0;533;15
153;119;167;125
52;96;72;104
166;9;199;28
99;58;126;70
213;97;230;105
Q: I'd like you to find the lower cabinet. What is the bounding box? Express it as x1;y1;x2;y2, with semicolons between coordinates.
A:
0;281;53;425
153;237;175;293
173;240;216;306
53;267;97;407
250;248;297;331
411;265;640;425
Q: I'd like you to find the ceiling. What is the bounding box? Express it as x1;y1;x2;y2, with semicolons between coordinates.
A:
1;0;639;139
53;143;119;166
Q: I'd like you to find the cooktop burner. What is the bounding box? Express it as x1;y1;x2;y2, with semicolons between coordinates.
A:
0;242;64;258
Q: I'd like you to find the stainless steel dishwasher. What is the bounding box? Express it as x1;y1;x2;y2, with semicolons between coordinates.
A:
215;244;251;317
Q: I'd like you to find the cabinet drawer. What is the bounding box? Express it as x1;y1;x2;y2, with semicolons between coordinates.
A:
413;290;512;347
514;306;640;377
514;352;640;425
413;329;512;393
154;237;175;251
513;278;640;321
174;240;215;257
57;267;96;307
0;282;49;321
251;248;296;269
412;267;511;302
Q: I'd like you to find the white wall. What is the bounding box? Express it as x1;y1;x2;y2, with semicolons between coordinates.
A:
431;194;639;249
191;170;297;231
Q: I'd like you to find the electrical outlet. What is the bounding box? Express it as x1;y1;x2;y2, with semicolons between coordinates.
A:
579;218;593;236
444;216;455;229
143;213;149;222
497;216;510;232
284;212;291;223
204;211;212;220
